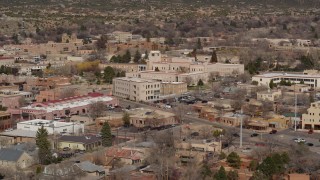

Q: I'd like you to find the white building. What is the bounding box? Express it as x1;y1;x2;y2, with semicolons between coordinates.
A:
17;119;84;135
252;73;320;88
112;77;161;102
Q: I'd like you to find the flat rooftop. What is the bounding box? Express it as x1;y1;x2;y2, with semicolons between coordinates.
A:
18;119;81;127
127;108;175;119
21;93;114;113
114;77;159;83
254;73;320;78
0;129;37;138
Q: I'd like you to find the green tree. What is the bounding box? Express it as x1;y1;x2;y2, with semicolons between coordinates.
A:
227;170;239;180
122;49;131;63
269;79;276;89
133;50;141;63
200;163;212;179
251;81;258;85
144;50;149;60
96;35;108;50
219;152;227;160
197;79;204;87
103;66;115;84
257;152;289;178
101;122;112;147
196;38;202;49
227;152;241;169
122;112;130;127
36;126;51;165
214;166;227;180
213;129;222;138
210;50;218;63
250;171;268;180
249;160;258;171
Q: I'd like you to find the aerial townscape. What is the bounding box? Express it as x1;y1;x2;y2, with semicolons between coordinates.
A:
0;0;320;179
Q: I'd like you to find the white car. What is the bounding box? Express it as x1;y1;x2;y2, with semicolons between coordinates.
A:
293;138;306;143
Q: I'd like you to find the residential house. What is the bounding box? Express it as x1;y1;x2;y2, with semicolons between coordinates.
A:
58;135;102;151
127;108;176;128
219;113;247;127
247;118;269;131
176;139;221;153
0;129;36;144
289;84;311;92
105;148;143;165
0;148;34;169
75;161;106;177
257;89;281;101
284;173;310;180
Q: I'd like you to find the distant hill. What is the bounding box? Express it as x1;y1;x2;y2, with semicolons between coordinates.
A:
0;0;319;8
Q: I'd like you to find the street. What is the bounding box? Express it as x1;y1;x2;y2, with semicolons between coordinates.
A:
118;98;320;154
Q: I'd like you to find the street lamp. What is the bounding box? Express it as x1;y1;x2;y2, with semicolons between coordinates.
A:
240;108;243;149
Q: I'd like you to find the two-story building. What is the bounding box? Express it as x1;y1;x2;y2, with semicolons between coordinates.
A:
302;101;320;130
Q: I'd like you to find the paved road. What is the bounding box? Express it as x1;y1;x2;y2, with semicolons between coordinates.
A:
118;98;320;154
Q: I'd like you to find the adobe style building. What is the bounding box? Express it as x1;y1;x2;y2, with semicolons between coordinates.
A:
99;63;146;73
147;51;244;77
127;108;177;128
0;112;12;131
302;101;320;130
19;93;118;120
112;77;161;102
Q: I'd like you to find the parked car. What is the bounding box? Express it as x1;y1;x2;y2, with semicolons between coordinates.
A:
308;129;313;134
191;132;199;137
63;147;71;151
232;133;240;137
306;142;314;146
250;133;259;137
269;129;277;134
293;138;306;143
255;142;266;147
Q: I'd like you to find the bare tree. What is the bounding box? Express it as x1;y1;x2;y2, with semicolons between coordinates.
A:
261;101;274;118
145;117;161;127
172;104;190;124
88;101;106;120
59;87;76;99
185;77;193;86
223;128;238;152
146;130;177;179
18;96;28;107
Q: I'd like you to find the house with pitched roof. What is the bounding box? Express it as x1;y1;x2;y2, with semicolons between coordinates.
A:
105;148;144;165
58;135;102;151
0;148;34;169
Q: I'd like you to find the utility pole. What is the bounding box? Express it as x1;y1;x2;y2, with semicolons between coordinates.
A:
294;84;297;131
240;108;243;148
294;92;297;131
